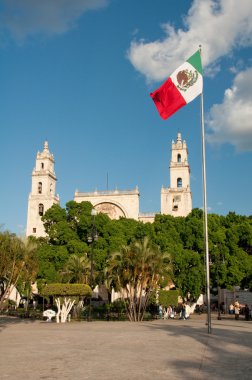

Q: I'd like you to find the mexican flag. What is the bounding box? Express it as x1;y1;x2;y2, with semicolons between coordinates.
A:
150;50;203;120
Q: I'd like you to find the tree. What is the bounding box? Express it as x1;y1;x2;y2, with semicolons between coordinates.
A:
105;237;172;321
63;254;90;284
36;200;252;299
159;289;181;307
171;249;205;300
0;233;38;309
181;210;204;252
41;283;91;323
36;244;69;284
153;214;183;252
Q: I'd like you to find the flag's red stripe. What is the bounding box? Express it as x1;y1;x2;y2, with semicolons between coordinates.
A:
150;77;186;120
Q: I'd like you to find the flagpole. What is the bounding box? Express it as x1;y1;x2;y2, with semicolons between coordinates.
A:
150;46;211;332
200;91;211;333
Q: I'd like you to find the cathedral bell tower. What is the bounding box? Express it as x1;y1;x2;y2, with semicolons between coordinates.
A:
161;133;192;217
26;141;59;237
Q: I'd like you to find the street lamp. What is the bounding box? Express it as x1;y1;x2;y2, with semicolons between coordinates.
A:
87;208;98;321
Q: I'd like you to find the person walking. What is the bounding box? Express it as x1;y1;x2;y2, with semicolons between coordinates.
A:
244;304;250;321
229;303;234;314
158;305;163;319
167;305;173;319
234;301;240;320
180;303;186;320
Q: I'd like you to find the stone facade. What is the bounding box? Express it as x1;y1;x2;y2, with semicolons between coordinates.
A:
74;188;139;220
26;134;192;237
26;141;59;237
161;133;192;217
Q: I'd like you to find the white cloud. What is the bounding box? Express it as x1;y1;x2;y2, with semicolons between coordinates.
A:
127;0;252;82
0;0;109;43
206;67;252;151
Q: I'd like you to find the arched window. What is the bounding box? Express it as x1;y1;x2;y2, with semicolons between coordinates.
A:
38;182;42;194
41;163;44;169
177;154;181;163
38;203;44;216
177;178;182;188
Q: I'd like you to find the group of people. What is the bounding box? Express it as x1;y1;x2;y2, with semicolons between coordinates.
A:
229;301;252;320
158;303;191;320
158;301;252;321
158;305;175;319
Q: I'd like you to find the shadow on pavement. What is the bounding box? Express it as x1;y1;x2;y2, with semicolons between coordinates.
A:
0;315;41;332
144;317;252;380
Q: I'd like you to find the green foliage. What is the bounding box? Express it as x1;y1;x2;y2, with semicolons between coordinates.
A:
182;211;204;252
63;254;90;284
39;201;159;289
36;244;68;283
159;289;181;307
42;204;67;235
105;236;172;321
0;233;38;308
103;217;141;249
30;201;252;299
171;249;204;300
153;214;183;252
66;240;88;255
41;283;91;297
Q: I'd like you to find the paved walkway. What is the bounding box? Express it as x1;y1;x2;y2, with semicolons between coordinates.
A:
0;314;251;380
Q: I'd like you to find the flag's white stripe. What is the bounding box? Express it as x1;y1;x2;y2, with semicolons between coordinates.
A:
170;61;203;104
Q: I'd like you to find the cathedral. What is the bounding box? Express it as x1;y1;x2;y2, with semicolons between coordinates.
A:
26;133;192;237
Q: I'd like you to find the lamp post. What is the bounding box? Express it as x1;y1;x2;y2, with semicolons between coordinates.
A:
87;208;98;321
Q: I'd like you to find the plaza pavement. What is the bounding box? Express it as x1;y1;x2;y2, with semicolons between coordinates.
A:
0;314;251;380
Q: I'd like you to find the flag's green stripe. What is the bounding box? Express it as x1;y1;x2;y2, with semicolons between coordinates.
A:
187;50;203;75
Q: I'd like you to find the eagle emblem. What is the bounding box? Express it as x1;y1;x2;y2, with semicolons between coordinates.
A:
176;69;198;92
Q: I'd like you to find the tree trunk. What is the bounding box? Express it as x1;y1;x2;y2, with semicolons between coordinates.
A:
55;297;75;323
61;297;75;323
55;298;61;323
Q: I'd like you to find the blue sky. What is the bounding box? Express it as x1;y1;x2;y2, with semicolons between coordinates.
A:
1;0;252;235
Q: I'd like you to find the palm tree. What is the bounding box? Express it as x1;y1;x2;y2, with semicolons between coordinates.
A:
105;236;172;321
63;254;90;284
0;234;38;310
